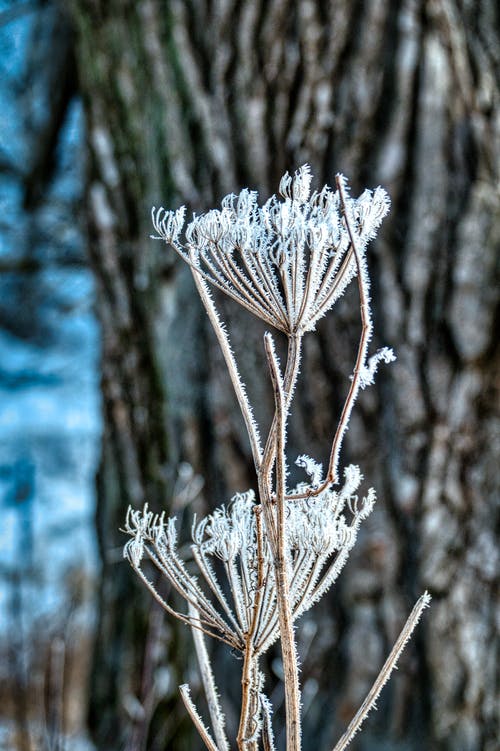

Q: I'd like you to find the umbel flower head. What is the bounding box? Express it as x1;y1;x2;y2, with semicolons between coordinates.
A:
151;165;390;334
124;458;375;655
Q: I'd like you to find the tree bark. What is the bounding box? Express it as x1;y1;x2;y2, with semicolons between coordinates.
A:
70;1;499;749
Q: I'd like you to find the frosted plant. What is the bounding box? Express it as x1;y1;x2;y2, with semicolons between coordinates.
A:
125;464;373;656
125;167;430;751
151;164;390;336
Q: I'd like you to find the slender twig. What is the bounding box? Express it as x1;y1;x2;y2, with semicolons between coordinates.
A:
201;246;281;328
225;558;249;632
179;684;219;751
191;267;263;470
192;546;245;640
131;563;241;649
261;693;277;751
325;175;372;485
285;175;372;501
263;332;302;751
250;506;266;644
237;507;266;750
146;546;234;637
189;603;230;751
261;333;303;496
331;593;432;751
147;545;230;632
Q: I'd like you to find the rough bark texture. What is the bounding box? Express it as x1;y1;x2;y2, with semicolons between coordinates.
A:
70;1;499;749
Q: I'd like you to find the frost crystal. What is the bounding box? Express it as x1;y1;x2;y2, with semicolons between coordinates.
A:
151;165;390;334
123;460;375;655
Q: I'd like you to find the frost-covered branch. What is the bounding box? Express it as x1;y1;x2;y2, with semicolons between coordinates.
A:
331;592;432;751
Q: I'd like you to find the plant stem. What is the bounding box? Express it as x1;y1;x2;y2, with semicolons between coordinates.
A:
189;603;230;751
179;684;219;751
237;645;259;751
192;268;263;470
263;333;302;751
285;175;372;502
331;593;431;751
237;506;265;751
261;334;302;491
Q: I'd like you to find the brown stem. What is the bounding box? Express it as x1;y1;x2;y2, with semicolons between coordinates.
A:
263;333;302;751
285;175;372;502
237;507;265;751
261;333;302;495
237;645;257;751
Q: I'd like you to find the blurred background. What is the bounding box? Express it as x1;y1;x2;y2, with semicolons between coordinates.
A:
0;1;498;750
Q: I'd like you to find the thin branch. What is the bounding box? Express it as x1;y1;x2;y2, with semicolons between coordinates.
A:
325;175;372;485
296;547;351;618
260;333;303;496
331;593;432;751
250;506;266;646
237;509;265;750
131;563;240;650
201;246;281;328
191;267;263;470
225;558;249;632
285;175;372;501
192;546;245;641
189;603;230;751
170;236;285;330
179;684;220;751
146;545;234;638
260;693;277;751
263;332;302;751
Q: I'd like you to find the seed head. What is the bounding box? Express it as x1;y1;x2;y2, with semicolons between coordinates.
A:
151;166;390;334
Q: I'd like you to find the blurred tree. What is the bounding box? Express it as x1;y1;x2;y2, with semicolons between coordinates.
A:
69;1;498;750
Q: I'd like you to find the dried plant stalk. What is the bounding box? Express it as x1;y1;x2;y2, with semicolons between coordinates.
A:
124;166;430;750
188;602;229;751
332;593;432;751
263;332;301;751
179;684;219;751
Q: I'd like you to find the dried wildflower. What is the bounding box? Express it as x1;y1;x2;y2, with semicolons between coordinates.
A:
151;165;390;334
125;166;430;751
124;463;375;656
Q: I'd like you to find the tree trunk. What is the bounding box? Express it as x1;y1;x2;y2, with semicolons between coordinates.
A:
70;1;498;749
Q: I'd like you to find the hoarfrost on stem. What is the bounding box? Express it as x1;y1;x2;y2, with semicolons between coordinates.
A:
124;165;429;751
124;464;375;655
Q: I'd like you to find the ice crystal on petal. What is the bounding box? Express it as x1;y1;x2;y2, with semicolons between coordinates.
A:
341;464;363;496
356;186;391;242
279;164;313;203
